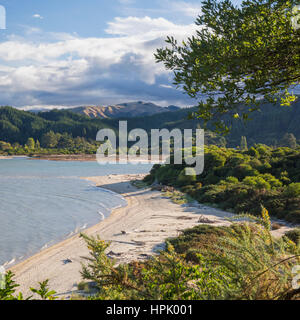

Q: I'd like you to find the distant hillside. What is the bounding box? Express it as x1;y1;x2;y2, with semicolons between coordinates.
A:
1;97;299;147
69;101;180;119
0;107;112;144
122;98;300;147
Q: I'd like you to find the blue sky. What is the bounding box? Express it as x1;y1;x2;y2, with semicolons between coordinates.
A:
0;0;242;109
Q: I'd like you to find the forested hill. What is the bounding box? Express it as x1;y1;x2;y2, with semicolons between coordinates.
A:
69;101;180;119
0;107;113;145
0;97;299;148
123;98;300;147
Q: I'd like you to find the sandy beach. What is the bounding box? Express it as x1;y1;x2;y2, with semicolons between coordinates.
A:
9;173;294;299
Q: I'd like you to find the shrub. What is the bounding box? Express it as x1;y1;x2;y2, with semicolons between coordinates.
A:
246;147;259;157
143;174;155;185
204;172;220;184
205;151;227;169
280;171;291;185
284;229;300;245
243;176;271;190
143;145;300;225
194;182;203;189
228;154;247;167
258;161;272;173
181;184;195;195
255;145;271;157
169;224;231;255
261;174;282;189
284;183;300;198
225;176;239;184
248;158;263;169
232;164;259;180
0;273;57;300
185;248;202;264
176;168;197;186
285;211;300;224
155;166;180;185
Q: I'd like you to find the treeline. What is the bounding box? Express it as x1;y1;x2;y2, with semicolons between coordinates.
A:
0;98;300;152
144;145;300;224
0;134;99;155
0;107;113;145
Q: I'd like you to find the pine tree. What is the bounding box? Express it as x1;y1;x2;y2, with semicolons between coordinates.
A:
35;140;41;150
240;136;248;151
26;138;35;150
280;133;297;148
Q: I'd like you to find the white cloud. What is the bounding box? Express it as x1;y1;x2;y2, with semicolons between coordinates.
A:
32;14;43;19
160;84;174;89
106;16;195;37
0;16;197;107
168;1;202;18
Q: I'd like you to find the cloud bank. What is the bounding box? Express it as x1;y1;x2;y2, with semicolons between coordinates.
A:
0;15;198;108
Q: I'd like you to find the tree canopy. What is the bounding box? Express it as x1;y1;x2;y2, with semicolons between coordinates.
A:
155;0;300;133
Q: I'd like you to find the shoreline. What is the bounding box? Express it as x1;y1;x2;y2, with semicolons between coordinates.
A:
1;154;168;163
9;173;295;299
9;173;227;298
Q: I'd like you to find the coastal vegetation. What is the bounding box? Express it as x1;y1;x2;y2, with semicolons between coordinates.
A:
0;273;57;300
144;145;300;224
78;211;300;300
1;210;299;300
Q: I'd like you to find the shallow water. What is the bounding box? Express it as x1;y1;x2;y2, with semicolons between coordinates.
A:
0;157;152;266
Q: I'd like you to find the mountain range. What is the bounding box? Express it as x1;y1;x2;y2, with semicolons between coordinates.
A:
29;101;181;119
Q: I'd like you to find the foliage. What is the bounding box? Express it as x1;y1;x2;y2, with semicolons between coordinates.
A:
284;228;300;245
240;136;248;151
26;138;35;150
79;233;234;300
78;207;300;300
0;271;22;300
172;209;300;299
145;145;300;223
177;168;197;186
30;280;57;300
284;182;300;197
162;189;194;205
0;272;56;300
155;0;300;133
280;133;298;148
207;222;300;299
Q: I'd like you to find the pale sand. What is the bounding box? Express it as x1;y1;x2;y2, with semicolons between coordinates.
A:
10;174;295;299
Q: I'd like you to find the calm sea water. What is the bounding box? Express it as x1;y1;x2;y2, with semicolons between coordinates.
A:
0;157;152;266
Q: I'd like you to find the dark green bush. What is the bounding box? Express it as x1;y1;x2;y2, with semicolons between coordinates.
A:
284;228;300;244
176;168;197;186
284;183;300;197
285;210;300;224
